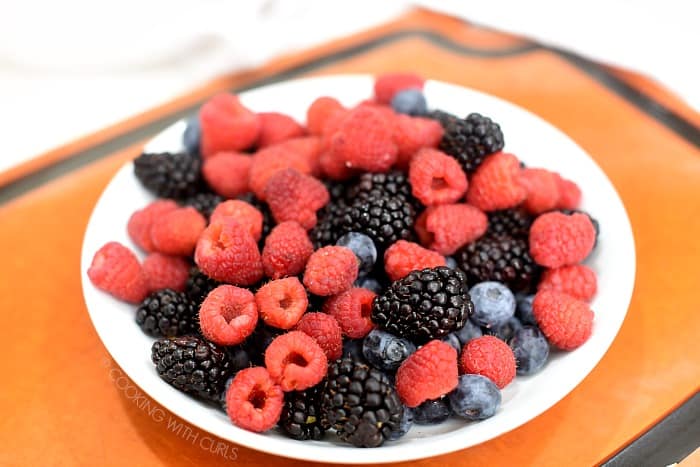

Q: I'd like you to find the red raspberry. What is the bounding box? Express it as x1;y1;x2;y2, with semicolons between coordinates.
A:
142;252;190;292
127;200;178;252
194;219;263;286
248;145;312;200
374;72;425;104
306;96;346;135
533;290;594;350
539;264;597;301
150;207;206;256
384;240;446;281
274;136;323;176
199;285;258;345
323;288;376;339
201;152;252;199
319;150;358;181
87;241;149;303
200;93;261;157
460;335;516;389
521;168;560;214
257;112;306;148
303;246;359;296
320;107;349;139
264;168;329;230
415;204;488;255
330;106;397;172
225;367;283;432
261;221;314;279
392;115;444;169
409;148;468;206
210;200;263;242
355;101;397;121
467;152;526;211
529;212;596;268
295;312;343;361
264;331;328;391
255;277;308;329
395;340;458;407
555;174;582;210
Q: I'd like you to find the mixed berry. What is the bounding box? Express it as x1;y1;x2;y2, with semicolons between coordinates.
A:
87;72;600;448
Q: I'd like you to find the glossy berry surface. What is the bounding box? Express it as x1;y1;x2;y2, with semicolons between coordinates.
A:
469;281;516;328
362;329;417;371
336;232;378;277
510;326;550;375
448;374;501;421
413;398;451;425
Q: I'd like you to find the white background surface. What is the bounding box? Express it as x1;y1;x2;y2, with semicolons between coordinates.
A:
1;0;697;174
81;75;636;463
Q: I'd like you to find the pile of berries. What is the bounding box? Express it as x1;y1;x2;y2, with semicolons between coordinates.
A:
88;72;599;447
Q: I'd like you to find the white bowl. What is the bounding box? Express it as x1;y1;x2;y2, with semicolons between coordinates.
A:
81;75;636;464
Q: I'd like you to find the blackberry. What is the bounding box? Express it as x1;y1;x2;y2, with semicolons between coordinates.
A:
345;171;419;210
151;335;233;402
428;109;460;129
133;151;203;199
371;267;472;344
456;234;540;293
325;180;348;204
339;196;415;250
237;192;274;240
279;382;328;440
184;267;220;306
311;198;349;248
439;113;504;173
487;208;533;240
321;359;403;447
182;192;222;219
135;289;198;337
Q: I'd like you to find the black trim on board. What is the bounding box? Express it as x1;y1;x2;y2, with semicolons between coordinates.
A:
0;24;698;465
602;391;700;467
553;48;700;148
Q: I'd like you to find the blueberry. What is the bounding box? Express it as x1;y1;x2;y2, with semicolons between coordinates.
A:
342;339;366;362
362;329;416;371
226;346;250;372
470;282;516;328
488;317;523;342
413;399;451;425
355;277;383;295
516;294;537;325
441;333;462;353
388;406;414;440
183;116;201;154
448;374;501;421
390;89;427;116
453;319;483;346
445;256;458;269
336;232;377;276
510;326;549;375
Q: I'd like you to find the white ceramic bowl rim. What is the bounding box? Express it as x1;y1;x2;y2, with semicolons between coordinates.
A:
81;75;636;464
